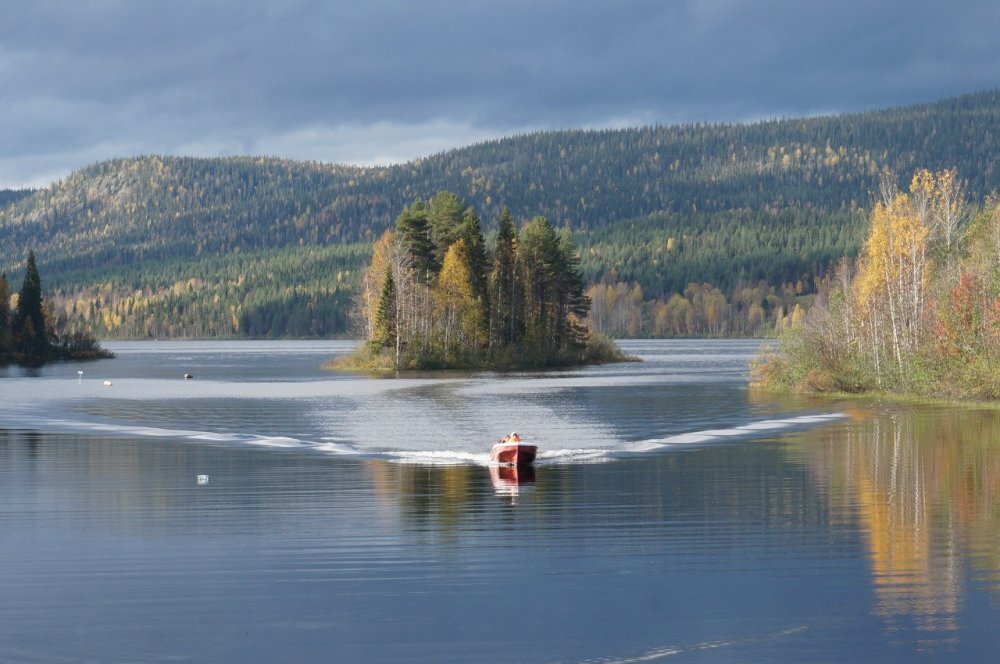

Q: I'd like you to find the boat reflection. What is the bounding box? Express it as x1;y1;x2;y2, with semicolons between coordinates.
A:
490;463;536;498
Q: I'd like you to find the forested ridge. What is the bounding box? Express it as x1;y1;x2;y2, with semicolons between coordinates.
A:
2;89;999;339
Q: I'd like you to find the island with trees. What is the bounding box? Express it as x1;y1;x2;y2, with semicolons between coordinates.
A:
1;251;111;366
752;168;1000;400
334;192;629;371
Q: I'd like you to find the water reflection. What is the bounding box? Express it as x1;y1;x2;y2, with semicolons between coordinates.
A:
489;464;536;499
798;406;1000;643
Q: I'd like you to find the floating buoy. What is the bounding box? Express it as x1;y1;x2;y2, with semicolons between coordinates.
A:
184;373;193;380
103;380;113;387
197;474;210;485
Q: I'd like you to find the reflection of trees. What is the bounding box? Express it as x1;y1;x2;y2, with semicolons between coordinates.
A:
804;407;1000;637
366;461;578;540
367;462;496;542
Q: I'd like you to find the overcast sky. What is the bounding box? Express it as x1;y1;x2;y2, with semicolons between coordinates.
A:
1;0;998;188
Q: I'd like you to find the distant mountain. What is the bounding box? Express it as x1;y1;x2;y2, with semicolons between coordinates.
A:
2;89;999;338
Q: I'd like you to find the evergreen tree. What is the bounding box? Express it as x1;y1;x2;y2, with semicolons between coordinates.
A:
458;207;489;328
0;273;10;360
518;217;560;350
489;209;520;346
396;199;436;280
458;209;488;297
372;271;397;352
555;229;591;350
14;251;50;361
427;191;465;268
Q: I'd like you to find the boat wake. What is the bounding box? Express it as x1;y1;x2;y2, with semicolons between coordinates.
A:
10;411;846;466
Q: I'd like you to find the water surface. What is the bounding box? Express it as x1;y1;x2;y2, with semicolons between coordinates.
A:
2;340;999;662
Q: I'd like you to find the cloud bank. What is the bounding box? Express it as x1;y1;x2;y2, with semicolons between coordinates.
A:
1;0;998;187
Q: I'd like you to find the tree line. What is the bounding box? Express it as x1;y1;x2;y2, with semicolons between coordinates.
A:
754;168;1000;399
585;280;808;338
3;90;1000;339
1;251;109;365
348;192;623;370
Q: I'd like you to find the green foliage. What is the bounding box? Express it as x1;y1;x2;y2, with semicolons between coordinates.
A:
372;271;396;351
489;209;520;346
590;279;807;338
756;183;1000;401
395;198;436;279
3;91;1000;338
0;273;10;360
1;253;109;365
14;251;49;359
350;195;621;370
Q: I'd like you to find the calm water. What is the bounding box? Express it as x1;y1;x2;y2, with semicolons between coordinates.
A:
2;340;1000;662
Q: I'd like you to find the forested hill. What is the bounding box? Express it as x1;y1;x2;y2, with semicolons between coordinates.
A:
2;89;999;339
0;189;33;208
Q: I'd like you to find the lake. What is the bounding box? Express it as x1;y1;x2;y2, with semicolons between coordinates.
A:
2;340;1000;662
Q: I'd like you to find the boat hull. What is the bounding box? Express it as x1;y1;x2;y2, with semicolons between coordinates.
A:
490;443;537;466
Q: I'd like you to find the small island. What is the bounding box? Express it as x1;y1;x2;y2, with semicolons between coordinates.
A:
2;251;111;366
331;192;630;371
752;168;999;401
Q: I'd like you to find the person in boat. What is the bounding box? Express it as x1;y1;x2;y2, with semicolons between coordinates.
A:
510;432;521;443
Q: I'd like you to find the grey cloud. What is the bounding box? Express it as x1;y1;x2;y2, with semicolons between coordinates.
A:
2;0;999;187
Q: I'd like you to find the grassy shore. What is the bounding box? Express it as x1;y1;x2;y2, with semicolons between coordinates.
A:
326;333;638;374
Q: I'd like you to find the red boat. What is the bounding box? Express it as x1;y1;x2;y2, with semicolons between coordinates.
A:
489;441;538;466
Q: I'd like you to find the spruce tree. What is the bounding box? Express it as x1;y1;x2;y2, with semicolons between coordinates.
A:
396;199;437;279
427;191;465;267
458;207;489;331
14;251;49;361
555;229;591;350
372;271;397;352
0;273;10;360
490;209;521;347
518;217;560;352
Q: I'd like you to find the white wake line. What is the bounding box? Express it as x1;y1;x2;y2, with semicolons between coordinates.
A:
36;417;364;456
621;412;846;454
27;412;847;465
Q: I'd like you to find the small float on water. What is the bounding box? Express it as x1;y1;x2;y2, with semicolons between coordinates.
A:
489;432;537;466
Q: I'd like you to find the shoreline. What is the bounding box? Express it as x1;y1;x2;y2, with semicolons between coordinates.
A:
750;384;1000;409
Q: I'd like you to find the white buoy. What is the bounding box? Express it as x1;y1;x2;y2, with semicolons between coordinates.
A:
184;373;193;380
78;370;84;383
103;380;113;387
197;474;210;485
